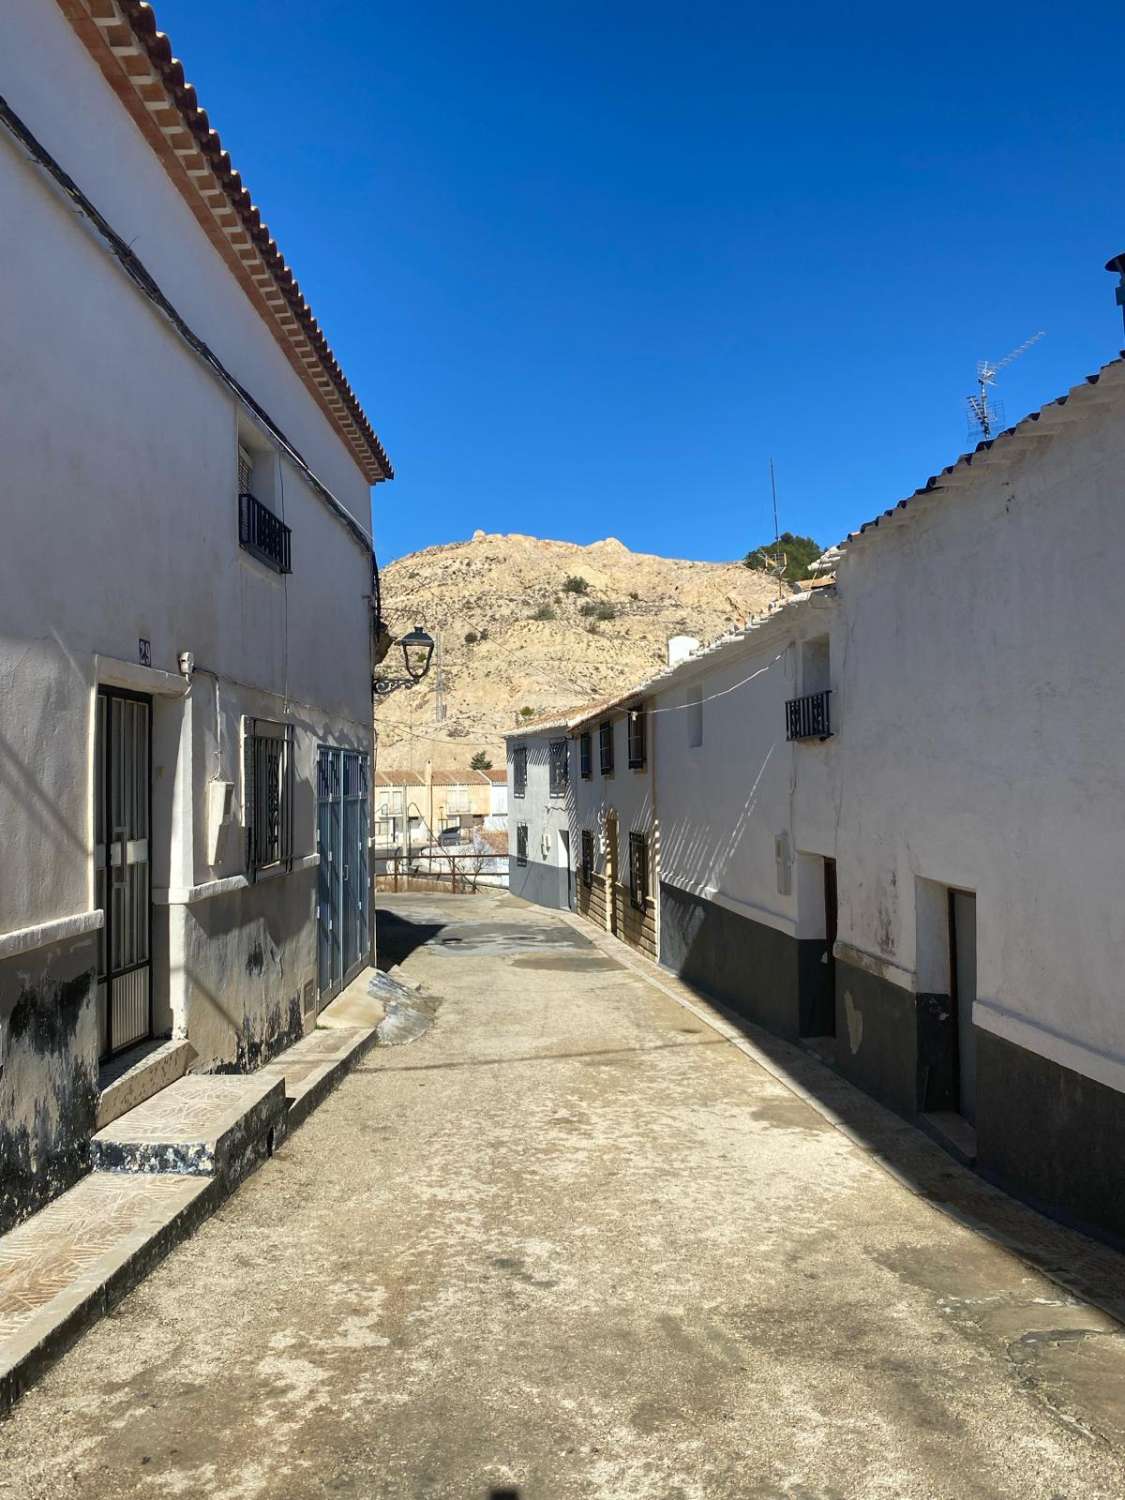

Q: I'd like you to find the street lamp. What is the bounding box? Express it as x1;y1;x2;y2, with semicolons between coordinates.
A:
373;625;436;697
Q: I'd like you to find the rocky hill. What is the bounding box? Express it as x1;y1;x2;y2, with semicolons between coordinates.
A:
375;532;783;772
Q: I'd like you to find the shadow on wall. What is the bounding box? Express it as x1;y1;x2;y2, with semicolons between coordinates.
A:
659;739;778;901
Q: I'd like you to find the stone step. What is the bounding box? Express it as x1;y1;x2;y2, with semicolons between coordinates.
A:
258;1024;377;1129
0;1171;217;1416
96;1037;197;1130
91;1074;287;1185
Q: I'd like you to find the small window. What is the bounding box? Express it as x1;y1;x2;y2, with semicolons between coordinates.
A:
512;745;527;798
549;739;569;796
581;829;594;887
599;720;614;775
579;731;592;779
627;705;646;769
244;718;294;878
238;445;254;496
802;635;831;696
516;823;528;867
629;831;648;911
687;684;703;748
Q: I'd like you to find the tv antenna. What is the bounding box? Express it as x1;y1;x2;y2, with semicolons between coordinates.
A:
966;331;1045;440
746;458;789;601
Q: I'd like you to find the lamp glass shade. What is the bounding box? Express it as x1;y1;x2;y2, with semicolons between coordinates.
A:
399;625;435;682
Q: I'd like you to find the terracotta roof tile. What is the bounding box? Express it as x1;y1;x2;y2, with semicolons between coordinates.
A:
60;0;391;484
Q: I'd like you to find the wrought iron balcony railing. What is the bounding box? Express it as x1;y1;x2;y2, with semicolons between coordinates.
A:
239;491;292;574
785;689;832;742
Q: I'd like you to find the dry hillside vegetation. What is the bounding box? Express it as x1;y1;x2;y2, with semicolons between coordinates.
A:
376;532;781;772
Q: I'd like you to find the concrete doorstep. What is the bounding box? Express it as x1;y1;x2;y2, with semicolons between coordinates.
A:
0;1017;378;1417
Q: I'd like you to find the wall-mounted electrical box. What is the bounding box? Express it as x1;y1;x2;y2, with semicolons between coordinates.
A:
207;779;235;866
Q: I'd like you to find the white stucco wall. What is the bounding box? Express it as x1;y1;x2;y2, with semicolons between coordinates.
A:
650;376;1125;1098
506;731;574;905
652;623;809;941
830;388;1125;1091
0;4;377;1079
2;0;372;525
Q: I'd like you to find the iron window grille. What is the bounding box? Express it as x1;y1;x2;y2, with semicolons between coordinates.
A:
244;718;294;879
549;739;569;796
785;689;832;742
599;720;614;775
579;731;592;779
581;829;594;887
512;745;527;798
239;490;292;574
627;705;646;769
516;823;528;867
629;831;648;911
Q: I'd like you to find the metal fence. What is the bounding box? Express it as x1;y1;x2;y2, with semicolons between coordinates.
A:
375;850;510;893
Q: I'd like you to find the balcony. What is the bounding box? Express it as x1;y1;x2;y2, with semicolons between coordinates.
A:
239;491;292;574
785;689;832;742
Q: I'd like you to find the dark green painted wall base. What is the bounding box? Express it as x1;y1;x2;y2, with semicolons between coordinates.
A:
976;1029;1125;1249
659;881;832;1041
833;960;958;1119
510;857;571;913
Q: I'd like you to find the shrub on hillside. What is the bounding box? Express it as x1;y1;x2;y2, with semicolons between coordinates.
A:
532;604;557;621
562;576;590;594
744;532;821;582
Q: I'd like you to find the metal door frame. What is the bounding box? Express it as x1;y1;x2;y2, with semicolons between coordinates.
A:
96;685;154;1061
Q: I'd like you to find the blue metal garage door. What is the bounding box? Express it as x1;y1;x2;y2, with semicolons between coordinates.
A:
317;747;370;1002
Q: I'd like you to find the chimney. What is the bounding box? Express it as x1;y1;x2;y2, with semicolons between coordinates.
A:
667;635;700;667
1106;252;1125;336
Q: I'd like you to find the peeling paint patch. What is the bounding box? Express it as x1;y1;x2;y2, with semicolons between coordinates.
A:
0;967;98;1236
843;990;863;1055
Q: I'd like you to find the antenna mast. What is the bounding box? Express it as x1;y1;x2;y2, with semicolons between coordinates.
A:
769;458;784;601
966;330;1045;440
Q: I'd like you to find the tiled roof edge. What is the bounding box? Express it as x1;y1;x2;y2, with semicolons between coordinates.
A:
60;0;392;485
840;354;1125;549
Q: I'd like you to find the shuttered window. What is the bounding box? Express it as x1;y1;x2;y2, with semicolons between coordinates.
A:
516;823;528;867
599;721;614;775
627;705;646;769
581;829;594;887
629;831;648;912
549;739;568;796
513;746;527;798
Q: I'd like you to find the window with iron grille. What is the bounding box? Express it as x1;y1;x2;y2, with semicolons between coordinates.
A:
627;705;646;769
579;731;592;779
516;823;528;866
629;831;648;911
512;745;527;797
244;718;294;879
549;739;568;796
581;829;594;887
599;720;614;775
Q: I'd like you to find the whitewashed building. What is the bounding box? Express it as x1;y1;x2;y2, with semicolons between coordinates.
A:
0;0;390;1231
569;699;659;961
505;714;581;911
509;348;1125;1244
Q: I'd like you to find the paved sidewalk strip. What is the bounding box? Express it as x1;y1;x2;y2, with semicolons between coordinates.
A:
557;906;1125;1323
0;1021;377;1416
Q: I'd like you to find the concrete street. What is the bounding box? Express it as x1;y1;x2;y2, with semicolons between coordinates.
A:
3;890;1125;1499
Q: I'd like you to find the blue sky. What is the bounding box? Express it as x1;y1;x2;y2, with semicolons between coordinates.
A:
159;2;1125;565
